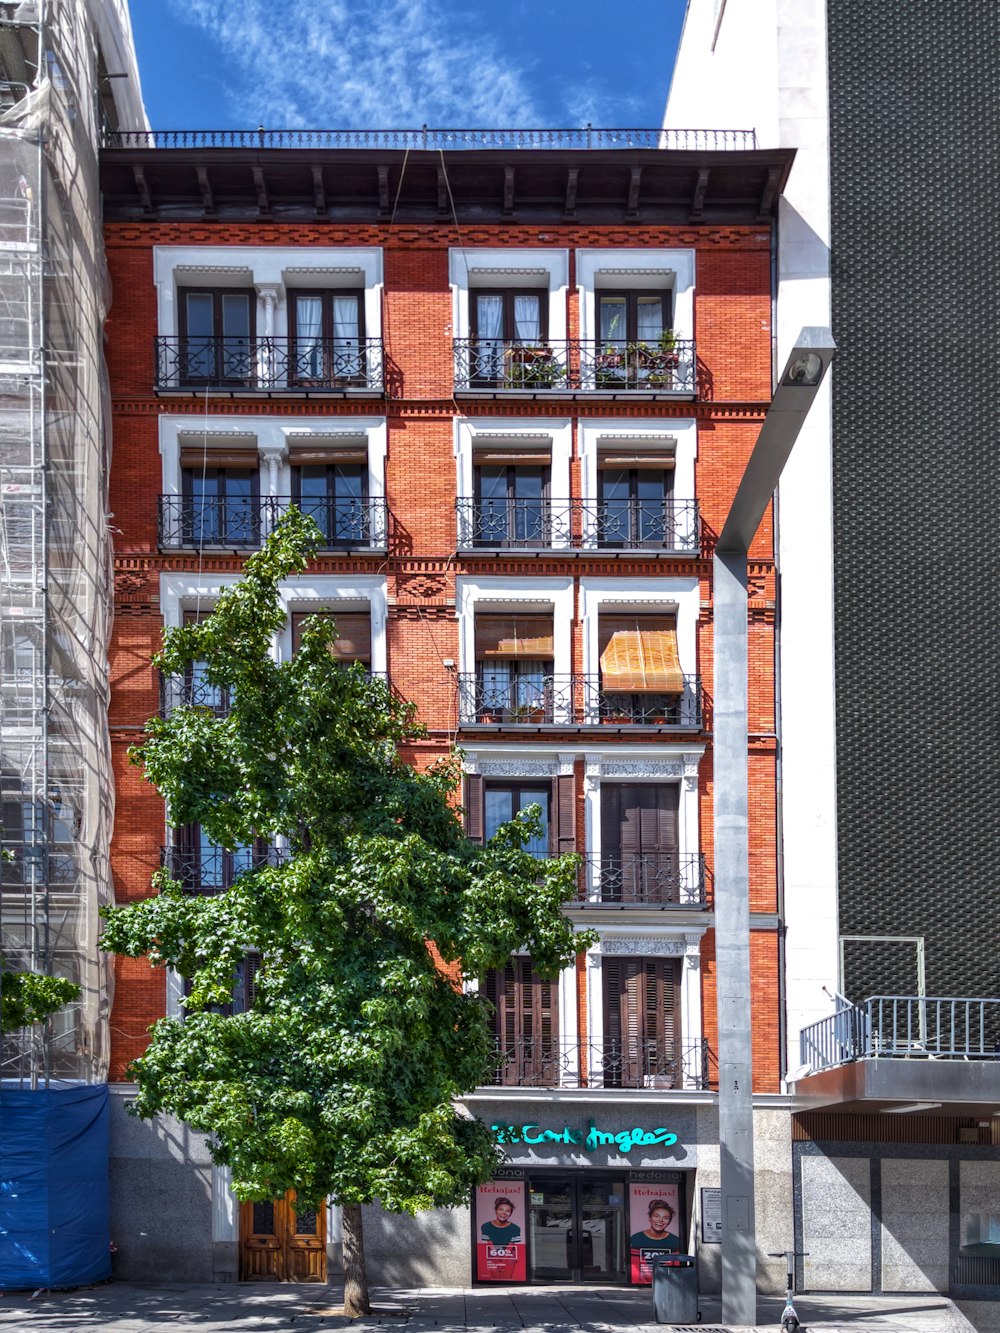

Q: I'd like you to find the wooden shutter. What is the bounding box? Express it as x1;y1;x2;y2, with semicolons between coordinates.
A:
464;774;485;843
555;774;576;856
292;611;371;662
483;957;558;1086
603;956;681;1087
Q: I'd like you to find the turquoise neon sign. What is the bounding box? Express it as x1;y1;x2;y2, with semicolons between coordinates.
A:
491;1120;678;1154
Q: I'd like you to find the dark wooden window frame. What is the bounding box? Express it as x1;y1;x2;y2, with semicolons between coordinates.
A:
464;773;575;856
178;286;257;341
595;288;671;343
470;288;549;343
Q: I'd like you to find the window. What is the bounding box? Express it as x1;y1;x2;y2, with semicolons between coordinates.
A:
470;290;547;386
183;950;260;1017
597;461;674;548
474;613;553;723
292;461;368;546
291;610;371;667
178;288;255;385
289;289;365;385
181;466;260;547
474;460;550;547
170;824;265;895
484;782;551;857
602;956;681;1088
482;956;559;1087
595;291;676;388
181;609;229;712
599;784;680;905
597;614;684;724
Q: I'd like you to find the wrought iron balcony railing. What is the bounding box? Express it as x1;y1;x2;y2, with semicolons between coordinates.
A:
161;843;286;895
453;338;696;395
105;127;759;152
457;673;703;729
576;853;708;909
484;1037;710;1091
799;995;1000;1074
154;336;385;393
160;668;386;718
455;497;699;552
157;495;389;550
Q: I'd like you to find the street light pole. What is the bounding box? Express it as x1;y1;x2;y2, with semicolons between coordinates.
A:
714;327;835;1327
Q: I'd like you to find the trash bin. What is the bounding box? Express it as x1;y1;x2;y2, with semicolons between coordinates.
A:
652;1253;699;1324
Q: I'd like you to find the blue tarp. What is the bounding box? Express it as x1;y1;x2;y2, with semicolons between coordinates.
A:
0;1082;110;1289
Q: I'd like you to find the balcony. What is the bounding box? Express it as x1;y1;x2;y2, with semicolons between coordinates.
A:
575;854;708;909
453;339;697;398
154;336;385;395
457;673;703;730
157;495;389;551
456;498;700;555
160;668;386;718
160;843;285;895
484;1037;710;1091
793;995;1000;1113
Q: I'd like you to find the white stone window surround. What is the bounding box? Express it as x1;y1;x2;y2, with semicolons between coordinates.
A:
159;572;388;672
159;413;388;505
575;247;696;348
578;417;699;551
579;576;700;682
453;416;573;550
448;248;570;344
456;576;574;682
153;245;384;342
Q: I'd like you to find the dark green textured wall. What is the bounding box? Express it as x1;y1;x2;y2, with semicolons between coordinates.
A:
828;0;1000;1000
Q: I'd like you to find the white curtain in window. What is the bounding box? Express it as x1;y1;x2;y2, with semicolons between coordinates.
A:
476;294;504;379
600;298;626;345
636;299;663;343
513;295;541;344
333;296;360;376
296;297;323;378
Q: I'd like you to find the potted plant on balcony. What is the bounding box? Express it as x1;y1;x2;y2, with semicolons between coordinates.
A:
507;344;563;389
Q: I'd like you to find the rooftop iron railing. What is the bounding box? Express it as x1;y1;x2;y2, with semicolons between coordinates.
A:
457;673;703;729
154;335;385;394
455;497;699;552
484;1036;710;1091
799;995;1000;1073
104;127;758;152
453;338;696;395
157;495;389;550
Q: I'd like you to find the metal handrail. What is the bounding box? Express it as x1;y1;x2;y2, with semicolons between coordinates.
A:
799;995;1000;1072
576;853;708;908
457;672;703;728
157;494;389;550
154;335;385;393
453;337;696;395
104;127;758;152
160;843;285;894
160;668;386;718
484;1037;710;1090
455;497;700;552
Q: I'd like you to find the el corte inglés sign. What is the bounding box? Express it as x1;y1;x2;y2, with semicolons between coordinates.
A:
491;1119;679;1154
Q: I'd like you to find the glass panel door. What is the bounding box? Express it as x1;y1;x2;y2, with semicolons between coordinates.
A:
528;1177;574;1281
579;1178;627;1283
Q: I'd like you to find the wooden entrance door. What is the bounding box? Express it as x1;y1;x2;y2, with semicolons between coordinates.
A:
239;1192;327;1282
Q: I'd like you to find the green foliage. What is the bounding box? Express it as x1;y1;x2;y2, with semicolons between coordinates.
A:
101;508;592;1211
0;965;80;1032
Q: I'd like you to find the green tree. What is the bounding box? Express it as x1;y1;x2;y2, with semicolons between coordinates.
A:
100;510;590;1314
0;849;81;1031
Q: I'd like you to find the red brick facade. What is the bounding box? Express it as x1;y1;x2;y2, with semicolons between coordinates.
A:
104;209;781;1093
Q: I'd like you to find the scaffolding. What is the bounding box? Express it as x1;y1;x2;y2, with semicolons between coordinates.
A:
0;0;114;1086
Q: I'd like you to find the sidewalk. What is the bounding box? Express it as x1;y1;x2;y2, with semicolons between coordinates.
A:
0;1283;985;1333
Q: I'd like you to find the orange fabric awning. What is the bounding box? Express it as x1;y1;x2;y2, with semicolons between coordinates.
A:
599;628;683;693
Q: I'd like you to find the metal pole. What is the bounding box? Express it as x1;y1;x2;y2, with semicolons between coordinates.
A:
713;328;835;1326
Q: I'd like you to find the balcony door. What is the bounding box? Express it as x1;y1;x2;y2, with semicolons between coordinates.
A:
600;784;679;906
602;956;681;1089
289;289;364;385
293;462;368;546
471;290;546;385
483;956;558;1087
181;467;260;547
179;287;255;385
474;462;550;547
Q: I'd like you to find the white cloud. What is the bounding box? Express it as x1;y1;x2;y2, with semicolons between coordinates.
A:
171;0;545;127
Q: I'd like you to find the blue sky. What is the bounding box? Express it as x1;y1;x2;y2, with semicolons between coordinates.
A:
129;0;687;130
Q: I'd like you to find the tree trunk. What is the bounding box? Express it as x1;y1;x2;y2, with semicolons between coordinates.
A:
341;1202;370;1317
